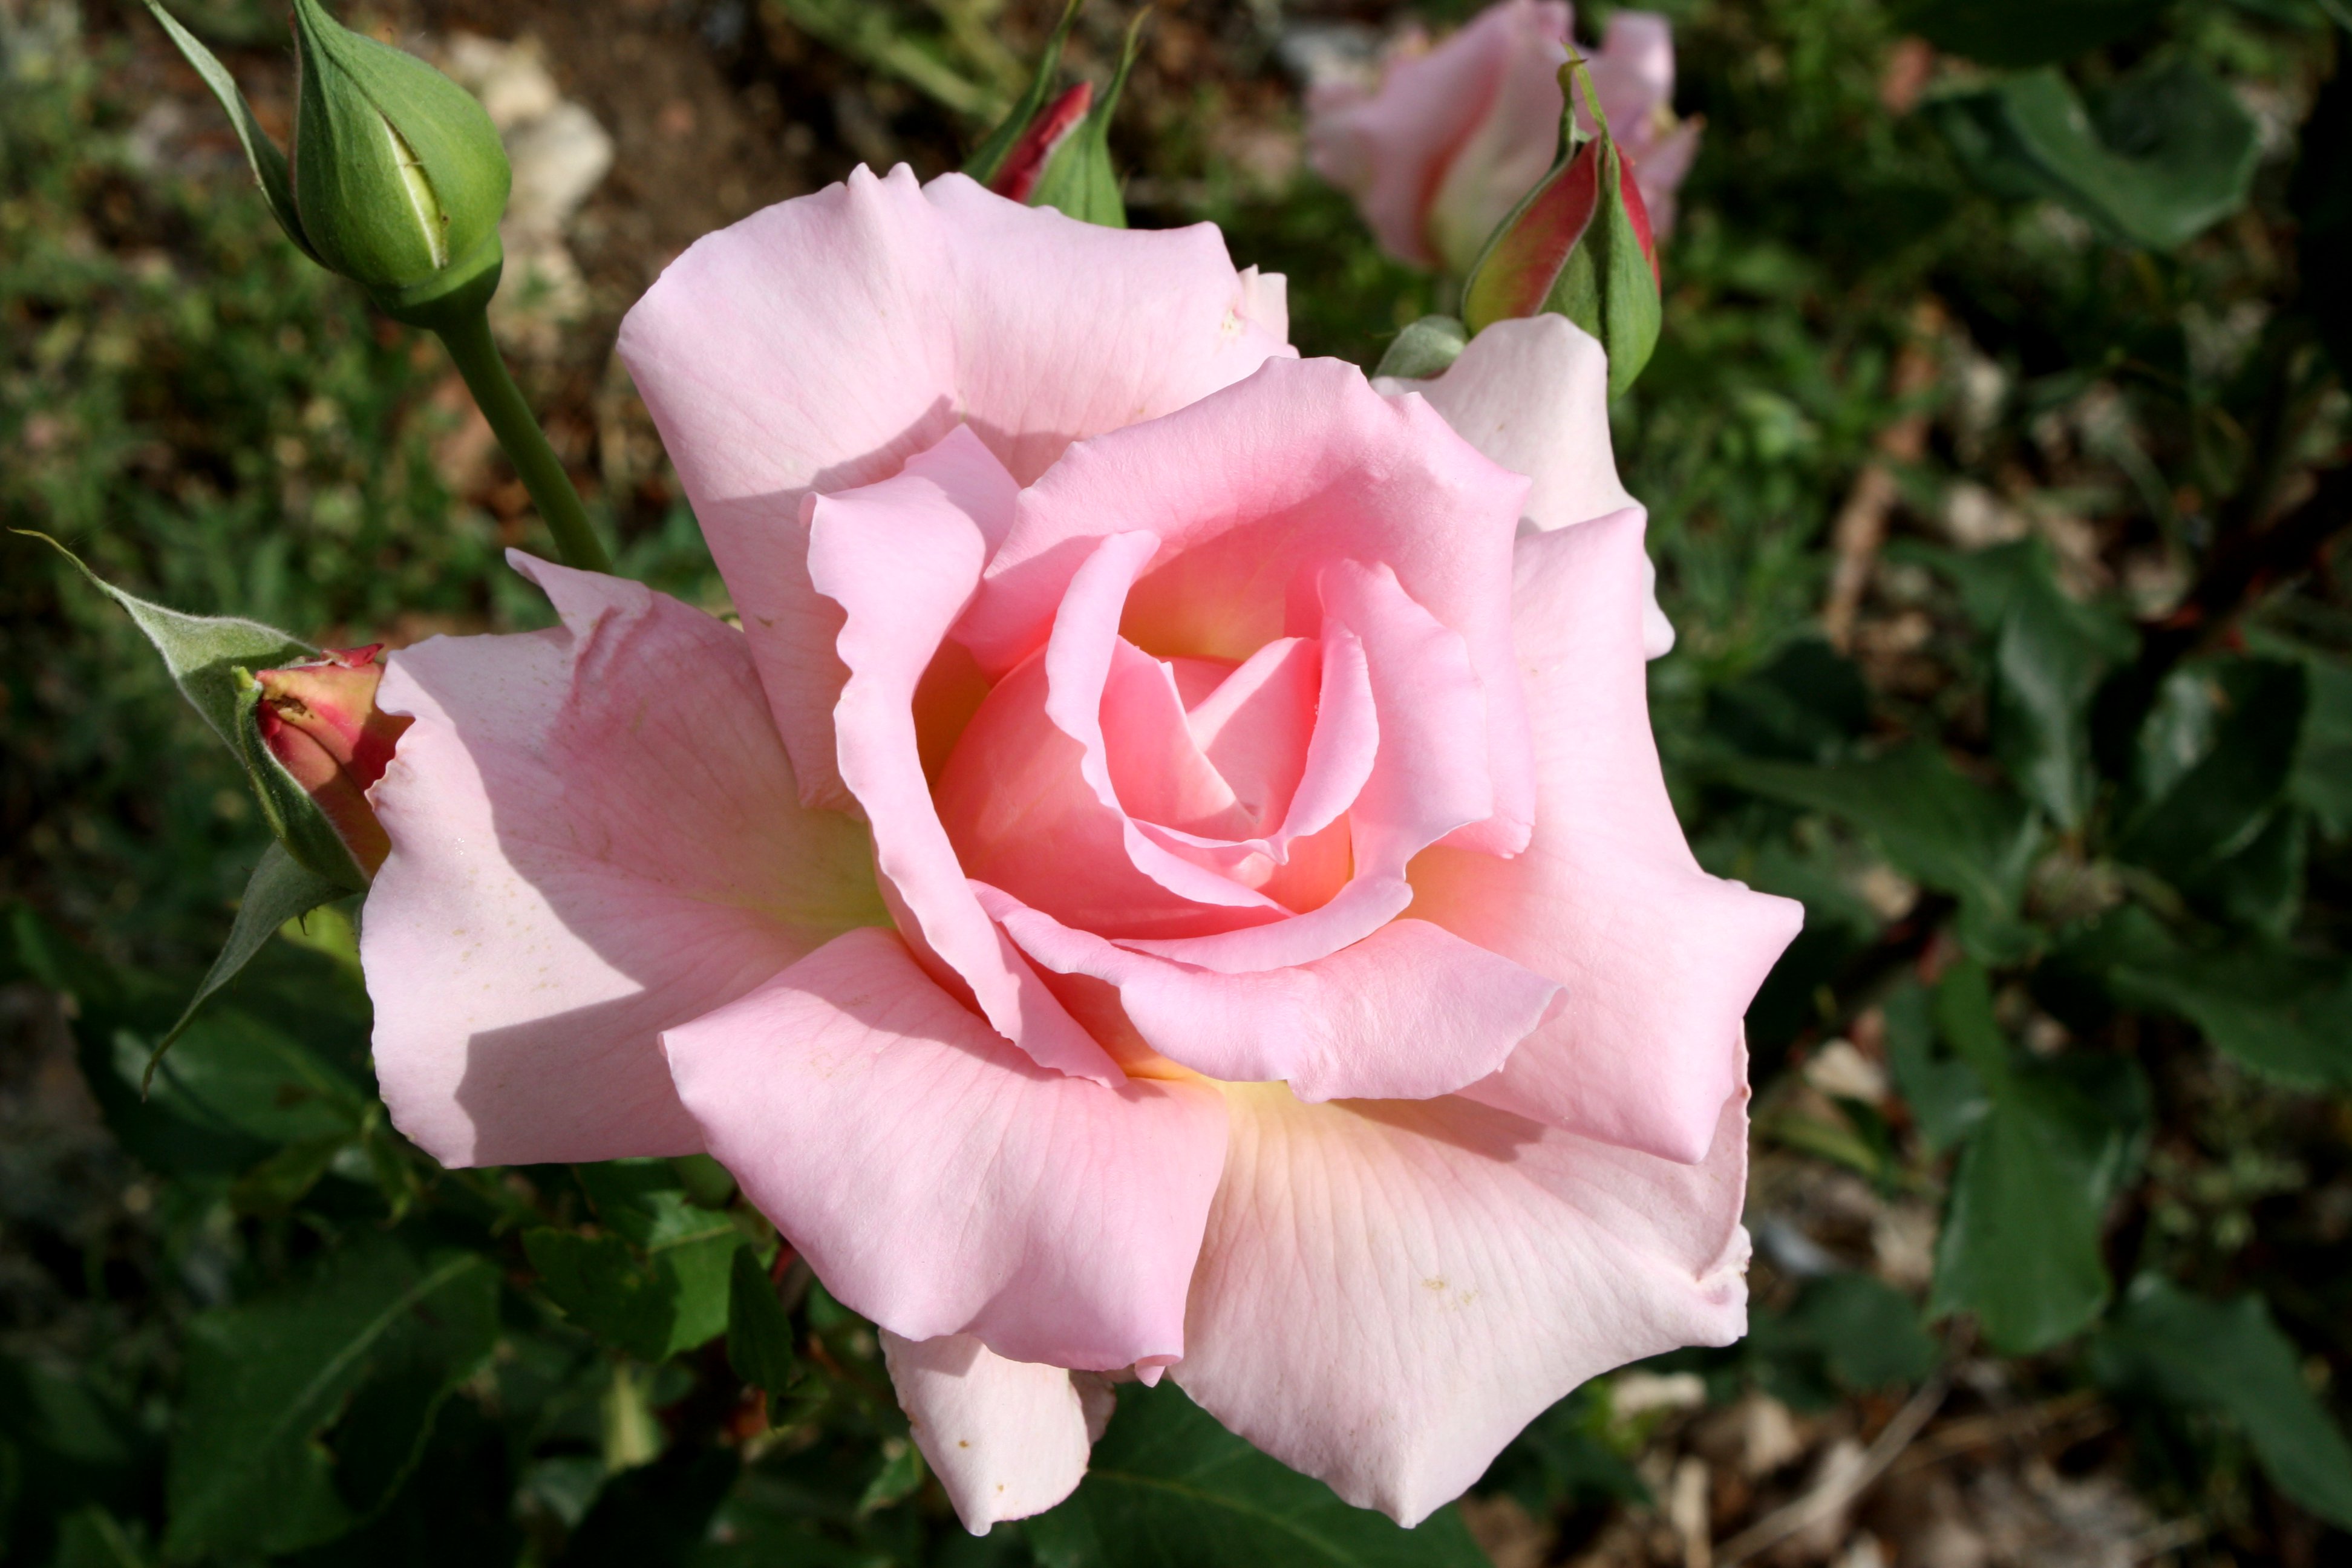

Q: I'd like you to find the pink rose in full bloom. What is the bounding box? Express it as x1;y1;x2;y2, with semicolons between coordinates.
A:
358;168;1797;1530
1308;1;1702;276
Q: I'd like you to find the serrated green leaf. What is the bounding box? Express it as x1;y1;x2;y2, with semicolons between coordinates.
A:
165;1236;499;1559
1926;963;2146;1354
1928;60;2260;250
2096;1278;2352;1530
2056;905;2352;1088
1988;558;2134;830
2120;658;2307;890
135;1;319;261
525;1191;745;1365
1719;743;2041;959
725;1247;802;1402
1885;981;1990;1154
1027;1381;1489;1568
123;1007;366;1148
146;842;347;1089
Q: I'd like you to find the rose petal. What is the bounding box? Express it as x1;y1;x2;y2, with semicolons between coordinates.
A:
1410;511;1803;1163
618;167;1290;811
1422;5;1575;275
809;426;1120;1082
1172;1079;1750;1526
362;554;884;1167
1305;0;1573;269
881;1331;1093;1533
666;927;1228;1371
981;886;1558;1102
964;357;1535;856
1376;316;1675;659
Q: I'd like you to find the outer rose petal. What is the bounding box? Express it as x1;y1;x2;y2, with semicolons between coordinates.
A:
1410;511;1803;1163
1174;1079;1751;1526
809;425;1120;1081
1305;0;1572;269
1373;315;1674;657
881;1332;1092;1532
1423;4;1576;275
664;927;1227;1371
362;554;884;1167
980;886;1559;1102
617;166;1290;811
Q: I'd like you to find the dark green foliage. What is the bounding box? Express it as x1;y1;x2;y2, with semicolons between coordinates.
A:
164;1235;500;1558
1027;1383;1489;1568
7;0;2351;1559
2092;1278;2352;1530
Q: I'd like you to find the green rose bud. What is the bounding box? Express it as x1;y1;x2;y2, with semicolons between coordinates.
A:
963;0;1143;229
1461;56;1664;400
287;0;511;325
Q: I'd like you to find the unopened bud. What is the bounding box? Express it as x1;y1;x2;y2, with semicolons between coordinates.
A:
988;82;1094;204
963;0;1143;229
289;0;511;325
1462;58;1662;399
255;645;411;875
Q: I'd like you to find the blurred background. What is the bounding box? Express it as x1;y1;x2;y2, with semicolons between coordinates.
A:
2;0;2347;1564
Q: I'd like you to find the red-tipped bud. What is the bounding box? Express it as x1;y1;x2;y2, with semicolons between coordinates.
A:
989;81;1094;204
1461;59;1664;399
255;645;411;874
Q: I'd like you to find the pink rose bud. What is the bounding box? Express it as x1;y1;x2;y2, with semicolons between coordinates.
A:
1307;1;1700;276
254;645;411;874
987;81;1094;204
1463;59;1664;399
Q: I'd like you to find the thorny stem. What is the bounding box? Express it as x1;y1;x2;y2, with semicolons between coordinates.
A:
436;307;613;575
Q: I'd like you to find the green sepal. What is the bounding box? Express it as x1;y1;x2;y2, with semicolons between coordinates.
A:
287;0;511;294
963;0;1086;185
1374;315;1471;381
146;845;349;1093
137;0;321;264
18;532;367;893
1024;8;1146;228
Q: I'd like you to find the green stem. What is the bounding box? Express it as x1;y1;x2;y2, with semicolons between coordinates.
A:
435;307;612;574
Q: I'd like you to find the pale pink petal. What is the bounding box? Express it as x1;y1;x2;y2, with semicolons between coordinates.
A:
1590;11;1675;134
1409;512;1803;1163
1173;1079;1751;1526
665;927;1228;1370
1317;558;1495;864
1306;0;1573;269
981;886;1558;1102
1424;12;1572;275
618;168;1290;811
362;554;883;1167
808;426;1119;1082
923;177;1294;488
936;644;1286;944
881;1332;1092;1533
1040;533;1285;913
963;357;1535;856
1181;638;1319;826
1628;118;1702;238
1102;642;1253;839
1374;315;1674;656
